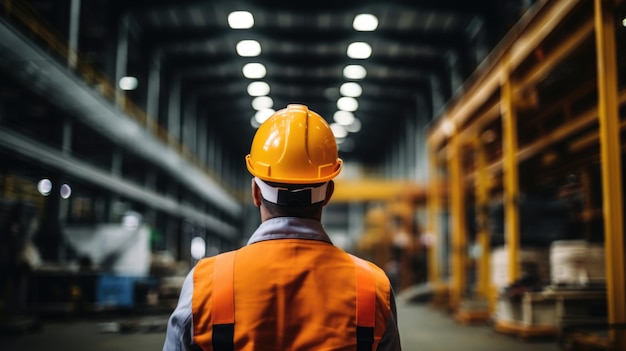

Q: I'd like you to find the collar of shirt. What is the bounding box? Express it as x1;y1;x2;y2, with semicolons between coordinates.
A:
247;217;333;245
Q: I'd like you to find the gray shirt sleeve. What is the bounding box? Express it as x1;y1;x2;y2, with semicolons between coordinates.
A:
162;269;199;351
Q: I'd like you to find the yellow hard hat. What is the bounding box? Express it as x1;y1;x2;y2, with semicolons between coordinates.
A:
245;104;342;184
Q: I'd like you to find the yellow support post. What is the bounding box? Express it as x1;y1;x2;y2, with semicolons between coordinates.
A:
427;146;441;286
474;138;491;302
501;76;520;285
594;0;626;348
448;135;467;311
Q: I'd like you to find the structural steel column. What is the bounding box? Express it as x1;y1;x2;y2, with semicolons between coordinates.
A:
427;146;441;285
430;75;444;117
447;51;463;96
448;135;467;310
197;107;208;169
474;138;491;301
594;0;626;347
68;0;81;69
183;93;198;156
62;118;72;155
168;74;182;147
114;14;129;107
146;50;162;135
501;76;520;284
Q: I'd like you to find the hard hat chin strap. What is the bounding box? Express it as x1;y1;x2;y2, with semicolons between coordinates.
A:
254;177;328;205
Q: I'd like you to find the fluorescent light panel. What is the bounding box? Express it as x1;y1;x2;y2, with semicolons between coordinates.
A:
242;63;266;79
353;14;378;31
345;118;361;133
254;109;275;124
330;123;348;138
228;11;254;29
343;65;367;80
119;76;138;91
252;96;273;110
340;82;362;97
347;42;372;59
333;111;355;126
247;81;270;96
337;97;358;112
236;40;261;57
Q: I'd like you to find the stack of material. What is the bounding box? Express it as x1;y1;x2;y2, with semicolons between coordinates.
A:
550;240;605;287
490;246;551;292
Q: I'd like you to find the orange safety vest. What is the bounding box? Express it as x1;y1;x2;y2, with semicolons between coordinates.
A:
192;239;391;351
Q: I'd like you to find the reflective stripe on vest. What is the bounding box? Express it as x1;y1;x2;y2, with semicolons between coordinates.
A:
351;255;376;351
212;252;235;351
210;251;377;351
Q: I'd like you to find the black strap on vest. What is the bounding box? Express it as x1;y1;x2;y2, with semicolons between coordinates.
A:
211;252;377;350
212;324;234;351
356;325;375;351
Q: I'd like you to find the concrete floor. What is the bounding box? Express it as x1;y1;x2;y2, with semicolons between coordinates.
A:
395;299;559;351
0;301;561;351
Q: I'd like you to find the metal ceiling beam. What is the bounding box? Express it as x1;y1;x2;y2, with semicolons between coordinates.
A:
0;128;238;239
0;17;241;217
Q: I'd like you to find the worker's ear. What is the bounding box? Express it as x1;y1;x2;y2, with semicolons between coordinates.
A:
322;180;334;206
251;178;262;207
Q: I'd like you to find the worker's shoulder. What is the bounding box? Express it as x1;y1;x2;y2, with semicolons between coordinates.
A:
195;249;238;268
348;254;390;284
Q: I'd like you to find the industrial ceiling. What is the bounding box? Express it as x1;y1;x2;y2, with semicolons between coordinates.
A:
0;0;538;226
3;0;535;165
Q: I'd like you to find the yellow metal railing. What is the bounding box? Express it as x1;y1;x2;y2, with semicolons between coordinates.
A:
1;0;239;201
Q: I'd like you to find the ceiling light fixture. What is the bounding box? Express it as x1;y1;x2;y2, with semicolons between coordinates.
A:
60;184;72;199
338;138;355;152
254;109;275;124
345;118;362;133
247;81;270;96
343;65;367;80
337;96;358;112
119;76;138;91
330;123;348;138
353;14;378;31
252;96;273;110
236;40;261;57
242;63;266;79
340;82;362;97
250;116;261;128
228;11;254;29
37;178;52;196
347;42;372;59
333;110;355;126
441;119;456;136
